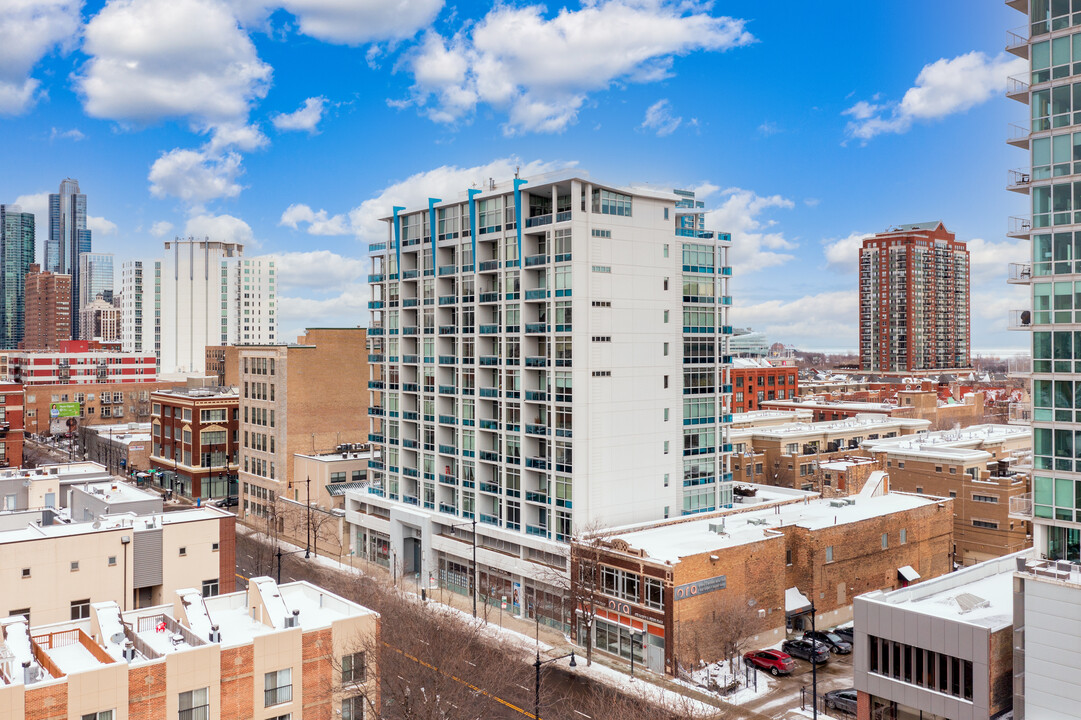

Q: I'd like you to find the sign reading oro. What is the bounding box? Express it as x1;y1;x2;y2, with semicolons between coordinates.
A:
674;574;727;600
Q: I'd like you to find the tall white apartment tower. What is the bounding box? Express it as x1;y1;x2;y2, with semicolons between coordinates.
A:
225;256;277;344
1005;3;1081;720
347;172;732;628
120;260;147;353
158;238;243;375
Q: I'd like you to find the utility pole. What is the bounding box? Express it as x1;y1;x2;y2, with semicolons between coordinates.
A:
305;475;311;559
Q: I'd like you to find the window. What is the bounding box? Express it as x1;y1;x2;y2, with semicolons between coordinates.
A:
265;668;293;706
973;519;999;529
342;652;366;684
644;578;664;610
900;529;907;545
202;579;219;597
330;471;347;483
8;609;29;624
81;712;114;720
972;494;999;503
20;567;29;578
71;561;79;572
179;547;187;556
342;696;365;720
786;549;792;566
108;556;117;566
882;533;889;549
825;546;834;563
179;687;209;720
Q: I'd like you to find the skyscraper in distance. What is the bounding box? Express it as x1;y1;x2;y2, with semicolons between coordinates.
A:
858;222;970;374
49;178;90;338
0;205;36;349
78;252;114;308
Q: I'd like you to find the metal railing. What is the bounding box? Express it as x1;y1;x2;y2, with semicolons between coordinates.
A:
1006;25;1029;54
1008;216;1032;236
1007;262;1032;283
1008;355;1032;375
1006;75;1030;97
1009;402;1033;424
1008;309;1032;330
1009;492;1032;519
1007;168;1032;190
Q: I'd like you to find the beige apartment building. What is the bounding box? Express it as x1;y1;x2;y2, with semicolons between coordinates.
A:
0;506;235;626
278;447;373;559
730;413;929;488
238;328;369;524
0;577;379;720
865;425;1032;567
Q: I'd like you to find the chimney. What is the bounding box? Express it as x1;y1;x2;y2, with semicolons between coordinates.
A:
285;609;300;628
122;639;137;662
209;624;221;643
22;661;33;685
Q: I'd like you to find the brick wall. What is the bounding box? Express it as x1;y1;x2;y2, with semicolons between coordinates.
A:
988;625;1014;716
302;628;333;720
24;684;66;720
218;514;237;594
127;663;167;720
220;645;254;720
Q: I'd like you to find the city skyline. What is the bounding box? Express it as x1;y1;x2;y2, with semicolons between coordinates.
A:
0;1;1025;352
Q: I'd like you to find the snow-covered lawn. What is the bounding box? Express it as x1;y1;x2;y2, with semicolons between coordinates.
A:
675;658;774;706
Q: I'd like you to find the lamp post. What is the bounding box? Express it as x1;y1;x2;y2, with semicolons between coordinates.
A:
276;546;308;584
808;598;818;719
534;650;576;720
447;516;478;618
305;475;312;559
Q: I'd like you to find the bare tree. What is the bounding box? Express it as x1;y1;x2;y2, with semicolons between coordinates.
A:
676;595;764;676
564;523;615;667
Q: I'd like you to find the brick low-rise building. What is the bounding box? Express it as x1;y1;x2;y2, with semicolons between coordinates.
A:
0;383;24;469
150;384;240;500
21;379;186;436
571;474;954;675
3;340;156;386
730;359;799;413
866;425;1032;567
0;577;379;720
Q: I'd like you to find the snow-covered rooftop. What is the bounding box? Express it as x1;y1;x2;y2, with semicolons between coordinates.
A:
608;476;943;564
859;550;1031;630
746;413;928;439
0;506;230;543
74;480;159;505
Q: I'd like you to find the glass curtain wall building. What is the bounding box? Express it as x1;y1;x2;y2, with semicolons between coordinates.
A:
0;205;36;349
349;172;732;628
48;178;90;338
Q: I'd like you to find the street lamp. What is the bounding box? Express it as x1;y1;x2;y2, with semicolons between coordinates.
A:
534;650;576;720
447;516;478;618
276;546;308;584
305;475;312;559
806;596;819;719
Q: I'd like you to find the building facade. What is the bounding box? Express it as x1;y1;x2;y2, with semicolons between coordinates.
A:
77;251;114;309
119;259;152;354
150;386;239;500
79;298;122;343
22;264;71;350
204;344;240;386
0;205;35;350
730;358;799;413
238;328;369;521
859;222;971;373
4;342;156;385
48;179;91;338
224;255;277;344
0;578;379;720
351;173;732;628
0;383;24;469
20;379;184;436
574;475;953;676
0;505;235;624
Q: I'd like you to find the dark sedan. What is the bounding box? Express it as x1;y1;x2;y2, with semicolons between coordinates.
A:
803;630;853;654
824;688;858;715
781;638;830;664
832;626;854;645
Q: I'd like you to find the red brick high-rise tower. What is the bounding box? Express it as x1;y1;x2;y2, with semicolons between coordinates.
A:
22;263;72;350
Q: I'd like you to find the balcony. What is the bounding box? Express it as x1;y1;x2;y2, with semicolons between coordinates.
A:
524;289;548;301
524;254;548;267
524;390;547;402
438;265;457;276
1008;402;1032;425
1007;355;1032;377
1007;168;1031;194
1007;122;1030;149
526;456;549;470
1006;25;1028;58
525;323;547;334
1007;262;1032;284
479;260;501;272
1007;309;1032;330
525;423;548;436
1006;74;1029;103
525;214;552;228
1009;492;1032;520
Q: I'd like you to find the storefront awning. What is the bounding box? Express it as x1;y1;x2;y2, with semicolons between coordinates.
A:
785;587;812;616
898;565;920;582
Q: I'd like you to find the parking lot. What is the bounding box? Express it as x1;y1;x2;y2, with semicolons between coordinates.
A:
737;647;854;718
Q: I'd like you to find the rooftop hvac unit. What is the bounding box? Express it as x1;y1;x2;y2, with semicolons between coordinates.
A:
707;521;726;535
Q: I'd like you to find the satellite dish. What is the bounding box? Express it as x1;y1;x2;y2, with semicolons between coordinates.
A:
92;521;101;529
110;631;126;645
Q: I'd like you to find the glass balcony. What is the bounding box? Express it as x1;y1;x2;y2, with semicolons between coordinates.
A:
1007;262;1031;284
1005;74;1029;103
1007;168;1031;194
1007;309;1031;330
1009;492;1032;520
1008;402;1032;425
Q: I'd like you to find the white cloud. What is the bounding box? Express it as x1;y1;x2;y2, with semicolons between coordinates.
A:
640;99;682;136
183;213;257;247
347;157;569;241
50;127;85;141
733;290;859;351
268;250;368;290
205;122;268;152
844;52;1025;142
704;188;797;273
403;1;753;134
78;0;272;126
272;96;326;133
150;220;175;237
87;215;118;236
275;283;369;343
277;0;443;45
149;148;244;204
279;203;349;235
822;231;873;272
0;0;82;115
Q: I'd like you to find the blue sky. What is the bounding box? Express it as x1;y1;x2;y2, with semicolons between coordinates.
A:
0;0;1029;353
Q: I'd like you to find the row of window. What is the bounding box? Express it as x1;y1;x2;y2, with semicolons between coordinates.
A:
867;635;974;701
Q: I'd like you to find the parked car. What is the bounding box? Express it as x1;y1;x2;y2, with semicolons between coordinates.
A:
742;649;796;676
832;625;854;645
803;630;853;654
824;688;858;714
781;638;830;664
214;495;239;508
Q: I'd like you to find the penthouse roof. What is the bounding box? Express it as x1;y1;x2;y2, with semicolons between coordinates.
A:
0;506;229;544
606;475;943;564
73;480;160;505
864;424;1029;463
746;413;929;439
